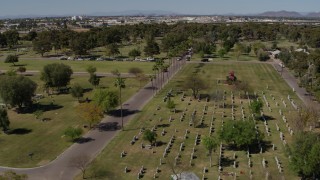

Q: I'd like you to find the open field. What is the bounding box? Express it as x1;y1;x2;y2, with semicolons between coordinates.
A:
0;59;155;74
0;75;147;167
80;62;302;180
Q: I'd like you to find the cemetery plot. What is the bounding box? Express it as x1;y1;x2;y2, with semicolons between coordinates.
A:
84;63;302;180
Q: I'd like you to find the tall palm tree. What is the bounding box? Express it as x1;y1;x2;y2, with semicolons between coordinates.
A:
114;74;126;130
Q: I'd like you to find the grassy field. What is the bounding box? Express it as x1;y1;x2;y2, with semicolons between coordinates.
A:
0;75;147;167
0;59;156;74
79;62;302;180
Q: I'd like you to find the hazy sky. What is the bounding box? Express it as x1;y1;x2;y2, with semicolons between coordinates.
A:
1;0;320;16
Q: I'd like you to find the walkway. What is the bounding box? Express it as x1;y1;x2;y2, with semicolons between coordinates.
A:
0;59;186;180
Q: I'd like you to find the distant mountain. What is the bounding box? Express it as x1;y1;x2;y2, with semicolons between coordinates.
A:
258;10;303;17
89;10;178;16
306;12;320;17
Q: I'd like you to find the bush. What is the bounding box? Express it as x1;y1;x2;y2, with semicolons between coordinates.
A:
64;127;83;141
257;49;270;61
17;66;26;73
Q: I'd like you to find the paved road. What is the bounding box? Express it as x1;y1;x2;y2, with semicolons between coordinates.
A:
0;59;186;180
270;58;319;108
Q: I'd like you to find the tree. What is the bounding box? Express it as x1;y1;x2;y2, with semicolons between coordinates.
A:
202;136;218;167
0;108;10;132
0;75;37;110
234;43;245;61
105;43;120;58
69;155;89;179
41;63;73;91
217;48;227;58
249;99;263;117
166;99;175;112
114;75;126;129
144;39;160;57
128;67;146;88
16;66;26;73
78;103;104;128
218;120;264;149
64;127;83;142
288;132;320;178
70;83;84;101
3;30;19;48
183;74;207;99
86;65;97;75
33;32;52;57
33;110;43;120
143;129;157;146
257;49;270;61
128;48;141;60
0;170;28;180
92;89;118;112
4;55;18;66
88;74;100;87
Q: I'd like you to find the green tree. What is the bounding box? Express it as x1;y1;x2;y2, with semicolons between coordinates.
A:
86;65;97;75
3;30;19;48
234;43;245;61
288;132;320;178
257;49;270;61
183;74;207;99
41;63;73;91
218;120;264;149
70;83;84;101
202;136;218;167
105;43;120;58
33;110;43;120
249;99;263;118
128;48;141;60
89;74;100;87
92;89;118;112
0;108;10;132
143;129;157;146
64;127;83;142
166;99;176;111
5;55;18;66
0;75;37;110
114;75;126;129
33;31;52;57
217;48;227;58
144;39;160;57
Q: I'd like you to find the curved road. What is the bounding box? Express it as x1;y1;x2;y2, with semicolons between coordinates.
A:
0;59;186;179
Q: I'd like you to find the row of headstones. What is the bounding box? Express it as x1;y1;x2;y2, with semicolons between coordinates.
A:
163;89;173;102
163;135;175;158
287;94;299;110
262;94;272;112
278;110;294;136
274;156;283;173
209;115;215;135
124;165;162;179
261;112;271;136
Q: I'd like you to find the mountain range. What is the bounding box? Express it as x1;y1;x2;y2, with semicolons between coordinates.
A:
1;10;320;19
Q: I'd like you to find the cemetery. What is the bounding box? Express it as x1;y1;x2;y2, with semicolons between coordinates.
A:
78;62;302;179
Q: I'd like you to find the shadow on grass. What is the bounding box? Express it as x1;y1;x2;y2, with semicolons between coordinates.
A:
107;109;140;117
157;124;170;128
19;104;63;114
259;115;275;121
221;156;234;167
8;128;32;135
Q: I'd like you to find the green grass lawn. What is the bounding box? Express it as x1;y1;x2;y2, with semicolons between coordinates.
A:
79;62;302;180
0;75;147;167
0;59;155;74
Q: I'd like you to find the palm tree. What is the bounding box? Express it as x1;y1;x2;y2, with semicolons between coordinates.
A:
114;74;126;130
149;75;156;95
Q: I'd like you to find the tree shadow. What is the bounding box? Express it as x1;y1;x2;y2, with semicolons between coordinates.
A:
157;124;170;128
249;140;273;154
20;104;63;114
83;88;93;93
75;137;95;144
97;122;120;131
196;124;208;128
221;156;234;167
107;109;140;117
10;64;27;67
259;115;275;121
8;128;32;135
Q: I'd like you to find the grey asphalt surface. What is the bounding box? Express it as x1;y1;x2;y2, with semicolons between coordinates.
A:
0;59;186;180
